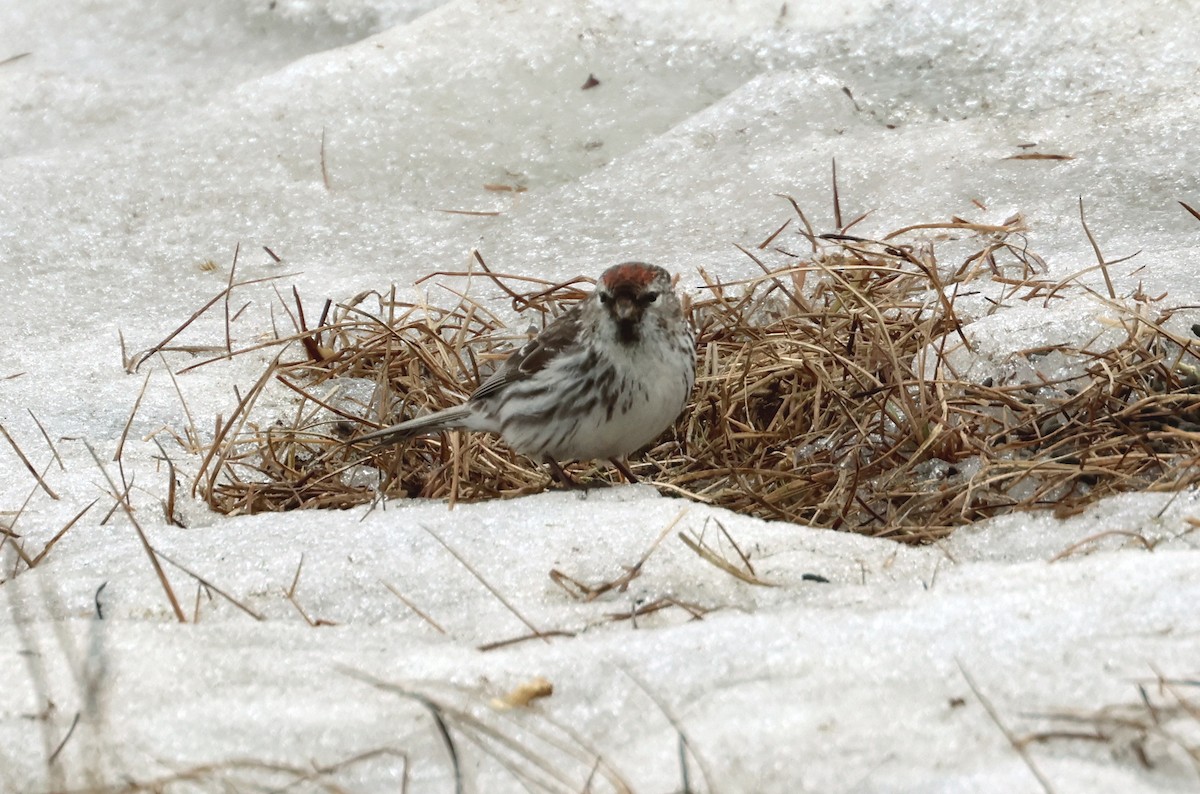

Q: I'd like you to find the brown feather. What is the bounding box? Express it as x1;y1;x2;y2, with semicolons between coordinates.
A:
469;304;585;402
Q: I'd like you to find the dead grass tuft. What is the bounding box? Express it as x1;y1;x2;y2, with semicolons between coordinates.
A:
186;212;1200;541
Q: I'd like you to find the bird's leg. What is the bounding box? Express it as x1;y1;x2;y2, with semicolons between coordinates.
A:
609;458;639;483
545;458;583;489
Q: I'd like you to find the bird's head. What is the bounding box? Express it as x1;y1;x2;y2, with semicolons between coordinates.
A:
594;262;678;345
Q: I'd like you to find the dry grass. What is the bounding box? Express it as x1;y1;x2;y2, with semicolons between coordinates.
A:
186;212;1200;541
1023;668;1200;782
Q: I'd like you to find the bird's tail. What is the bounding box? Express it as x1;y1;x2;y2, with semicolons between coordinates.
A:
353;405;475;448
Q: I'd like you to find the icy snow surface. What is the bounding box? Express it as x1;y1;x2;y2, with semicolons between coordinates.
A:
3;0;1200;791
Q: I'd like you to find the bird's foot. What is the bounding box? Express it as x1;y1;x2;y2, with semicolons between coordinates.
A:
543;458;640;491
545;459;588;490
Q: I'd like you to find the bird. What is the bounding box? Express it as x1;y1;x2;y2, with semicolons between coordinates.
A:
354;262;696;486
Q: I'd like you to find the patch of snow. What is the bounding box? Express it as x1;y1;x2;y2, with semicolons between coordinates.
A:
3;0;1199;791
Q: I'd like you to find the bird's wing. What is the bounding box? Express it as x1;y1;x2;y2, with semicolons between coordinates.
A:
469;304;584;402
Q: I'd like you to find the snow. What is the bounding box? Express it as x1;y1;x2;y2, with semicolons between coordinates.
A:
3;0;1199;791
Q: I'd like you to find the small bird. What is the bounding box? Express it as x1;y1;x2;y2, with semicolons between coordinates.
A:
355;262;696;485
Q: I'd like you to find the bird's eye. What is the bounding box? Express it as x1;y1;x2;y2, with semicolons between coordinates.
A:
599;293;612;305
641;292;659;304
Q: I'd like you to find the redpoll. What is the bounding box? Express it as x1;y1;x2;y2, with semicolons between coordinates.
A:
356;262;696;485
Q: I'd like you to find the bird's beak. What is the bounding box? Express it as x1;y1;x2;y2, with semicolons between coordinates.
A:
613;297;638;321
